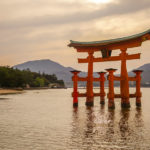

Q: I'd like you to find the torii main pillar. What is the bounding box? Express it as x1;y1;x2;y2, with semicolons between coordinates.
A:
120;48;130;108
86;52;94;106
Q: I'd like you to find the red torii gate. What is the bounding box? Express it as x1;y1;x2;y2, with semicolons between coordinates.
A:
68;29;150;108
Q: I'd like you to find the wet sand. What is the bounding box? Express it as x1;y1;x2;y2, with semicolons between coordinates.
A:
0;89;24;95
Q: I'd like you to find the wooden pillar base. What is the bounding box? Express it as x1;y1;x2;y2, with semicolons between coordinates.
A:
86;101;94;107
108;100;115;109
121;103;130;108
136;97;141;107
100;98;105;105
73;91;79;107
136;102;141;107
121;98;130;108
86;97;94;106
100;95;105;105
86;96;94;106
73;102;78;107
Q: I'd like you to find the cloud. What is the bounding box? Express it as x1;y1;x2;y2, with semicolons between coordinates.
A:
0;0;150;70
0;0;150;30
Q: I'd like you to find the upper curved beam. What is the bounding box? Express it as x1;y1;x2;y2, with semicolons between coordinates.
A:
68;29;150;51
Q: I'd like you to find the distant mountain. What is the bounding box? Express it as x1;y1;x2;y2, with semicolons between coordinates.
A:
129;63;150;84
13;59;75;86
13;59;150;87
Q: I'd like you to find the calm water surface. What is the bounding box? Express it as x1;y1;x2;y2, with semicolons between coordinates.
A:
0;88;150;150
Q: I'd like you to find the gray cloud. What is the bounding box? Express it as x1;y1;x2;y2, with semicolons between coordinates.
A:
0;0;150;69
0;0;150;30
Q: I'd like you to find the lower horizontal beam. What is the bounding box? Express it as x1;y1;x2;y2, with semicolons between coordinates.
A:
78;58;88;63
93;78;100;82
129;93;136;98
76;93;137;98
115;94;121;98
78;77;87;81
128;77;136;81
115;94;136;98
94;93;100;97
114;76;122;81
78;93;86;97
78;93;101;97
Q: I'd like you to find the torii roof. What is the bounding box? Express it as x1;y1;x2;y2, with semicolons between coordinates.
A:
68;29;150;49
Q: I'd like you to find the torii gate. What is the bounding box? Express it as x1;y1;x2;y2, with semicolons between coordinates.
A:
68;29;150;108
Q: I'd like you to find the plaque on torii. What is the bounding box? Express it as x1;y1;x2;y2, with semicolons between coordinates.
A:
68;29;150;108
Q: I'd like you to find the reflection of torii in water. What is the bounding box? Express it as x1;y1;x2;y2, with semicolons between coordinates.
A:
68;29;150;108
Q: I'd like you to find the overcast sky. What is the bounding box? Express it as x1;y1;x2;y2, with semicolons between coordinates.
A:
0;0;150;72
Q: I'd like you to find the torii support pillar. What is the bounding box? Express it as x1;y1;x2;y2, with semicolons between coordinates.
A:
133;70;143;107
120;48;130;108
86;52;94;107
106;68;116;109
97;72;106;105
71;70;81;107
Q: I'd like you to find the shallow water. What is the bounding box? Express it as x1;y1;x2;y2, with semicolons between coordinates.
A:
0;88;150;150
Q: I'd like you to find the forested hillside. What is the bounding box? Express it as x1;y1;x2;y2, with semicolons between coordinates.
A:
0;66;64;88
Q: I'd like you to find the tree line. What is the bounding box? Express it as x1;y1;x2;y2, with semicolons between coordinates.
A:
0;66;64;88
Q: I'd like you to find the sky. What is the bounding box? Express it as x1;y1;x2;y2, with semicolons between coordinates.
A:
0;0;150;72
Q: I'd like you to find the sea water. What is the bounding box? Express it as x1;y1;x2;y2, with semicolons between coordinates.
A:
0;88;150;150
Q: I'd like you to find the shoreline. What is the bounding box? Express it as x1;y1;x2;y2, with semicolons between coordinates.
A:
0;87;67;95
0;89;24;95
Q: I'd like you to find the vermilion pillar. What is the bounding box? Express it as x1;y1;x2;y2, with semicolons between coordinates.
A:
71;70;81;107
97;72;106;105
133;70;143;107
120;48;130;108
86;51;94;106
106;68;117;109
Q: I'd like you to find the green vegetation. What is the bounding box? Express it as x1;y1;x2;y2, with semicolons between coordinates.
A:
0;66;65;88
